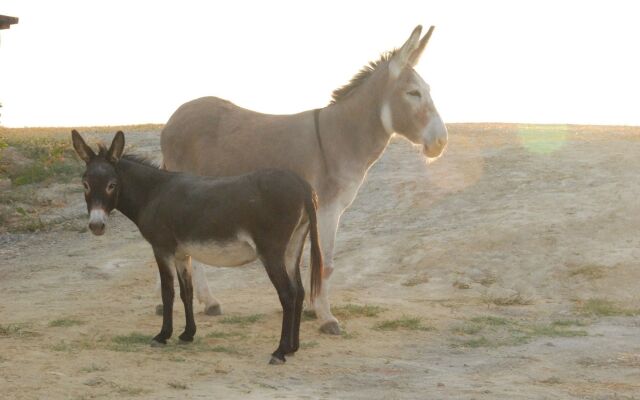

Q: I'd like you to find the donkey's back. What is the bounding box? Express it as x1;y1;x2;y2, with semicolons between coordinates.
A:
160;97;319;180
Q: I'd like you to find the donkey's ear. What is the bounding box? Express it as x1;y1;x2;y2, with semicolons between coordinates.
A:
71;129;96;163
389;25;423;78
408;25;434;67
107;131;125;163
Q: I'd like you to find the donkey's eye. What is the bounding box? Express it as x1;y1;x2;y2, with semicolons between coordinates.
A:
82;181;90;192
106;182;117;193
407;90;422;98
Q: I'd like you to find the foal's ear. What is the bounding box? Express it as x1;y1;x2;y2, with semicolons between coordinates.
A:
408;25;435;67
71;129;96;163
389;25;423;78
107;131;125;163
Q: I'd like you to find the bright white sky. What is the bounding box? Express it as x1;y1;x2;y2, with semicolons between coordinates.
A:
1;0;639;127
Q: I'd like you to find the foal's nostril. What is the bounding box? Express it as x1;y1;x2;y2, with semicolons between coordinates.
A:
89;221;105;235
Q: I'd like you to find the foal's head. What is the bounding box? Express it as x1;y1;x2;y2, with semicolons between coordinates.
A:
382;25;448;159
71;130;125;236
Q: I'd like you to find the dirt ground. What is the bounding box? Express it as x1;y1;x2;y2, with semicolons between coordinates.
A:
1;124;640;399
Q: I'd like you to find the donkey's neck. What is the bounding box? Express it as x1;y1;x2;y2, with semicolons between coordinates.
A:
320;67;392;180
115;158;171;224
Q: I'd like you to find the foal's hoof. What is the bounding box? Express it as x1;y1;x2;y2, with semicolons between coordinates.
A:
178;333;194;343
150;339;166;347
205;304;222;316
319;320;341;335
269;355;286;365
155;304;164;316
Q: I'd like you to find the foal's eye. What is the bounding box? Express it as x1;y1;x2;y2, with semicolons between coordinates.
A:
106;182;117;193
82;181;90;192
407;90;422;98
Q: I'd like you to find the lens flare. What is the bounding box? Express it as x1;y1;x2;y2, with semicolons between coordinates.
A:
517;125;568;154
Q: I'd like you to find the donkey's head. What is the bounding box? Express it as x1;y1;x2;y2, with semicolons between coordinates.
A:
71;130;125;236
381;25;448;159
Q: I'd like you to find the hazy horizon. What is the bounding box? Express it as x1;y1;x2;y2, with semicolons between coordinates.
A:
2;1;639;128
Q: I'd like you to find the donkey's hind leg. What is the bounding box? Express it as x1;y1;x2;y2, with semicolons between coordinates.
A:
192;262;223;316
175;253;196;343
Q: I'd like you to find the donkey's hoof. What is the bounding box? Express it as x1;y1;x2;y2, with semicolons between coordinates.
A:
319;320;341;335
155;304;164;316
205;304;222;316
269;355;286;365
150;339;166;347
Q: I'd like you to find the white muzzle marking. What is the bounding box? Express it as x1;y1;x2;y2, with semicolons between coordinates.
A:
423;113;448;158
89;208;107;235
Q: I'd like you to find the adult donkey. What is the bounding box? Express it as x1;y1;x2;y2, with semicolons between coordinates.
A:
161;25;448;335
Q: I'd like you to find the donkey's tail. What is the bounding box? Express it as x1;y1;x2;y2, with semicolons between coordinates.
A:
301;180;323;301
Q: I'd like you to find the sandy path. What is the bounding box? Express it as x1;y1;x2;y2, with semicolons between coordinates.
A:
1;125;639;399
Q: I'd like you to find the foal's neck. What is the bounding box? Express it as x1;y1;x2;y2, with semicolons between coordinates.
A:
115;158;171;224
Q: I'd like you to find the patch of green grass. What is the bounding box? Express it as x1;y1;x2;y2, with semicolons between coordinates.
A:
0;323;38;338
1;137;84;186
80;363;107;373
333;304;387;319
300;341;319;349
450;315;588;348
109;332;153;352
220;314;264;326
374;316;433;332
302;310;317;321
402;274;429;287
205;330;245;339
48;318;85;328
51;340;75;352
551;319;588;327
568;264;605;279
577;298;640;317
456;336;492;348
469;316;509;326
115;385;145;396
168;381;188;390
51;337;99;353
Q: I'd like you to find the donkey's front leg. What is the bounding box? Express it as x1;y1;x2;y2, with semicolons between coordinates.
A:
152;248;175;346
175;253;196;342
313;207;342;335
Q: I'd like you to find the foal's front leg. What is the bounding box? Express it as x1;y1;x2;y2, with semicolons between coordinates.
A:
151;248;175;346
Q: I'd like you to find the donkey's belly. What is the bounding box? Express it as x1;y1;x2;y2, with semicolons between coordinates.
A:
180;238;258;267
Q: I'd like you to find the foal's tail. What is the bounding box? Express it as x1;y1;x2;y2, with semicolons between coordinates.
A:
301;180;324;301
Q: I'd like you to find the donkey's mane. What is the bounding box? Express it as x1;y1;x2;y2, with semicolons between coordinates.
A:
330;50;396;105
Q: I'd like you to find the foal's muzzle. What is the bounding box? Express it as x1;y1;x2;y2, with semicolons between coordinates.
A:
89;209;107;236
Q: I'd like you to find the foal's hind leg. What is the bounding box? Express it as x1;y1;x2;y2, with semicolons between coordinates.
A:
260;248;298;364
284;223;308;354
152;248;175;346
154;265;177;315
175;253;196;342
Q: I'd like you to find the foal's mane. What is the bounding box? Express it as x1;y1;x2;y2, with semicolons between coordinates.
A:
121;153;163;169
330;49;396;105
